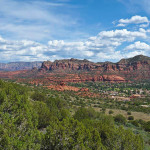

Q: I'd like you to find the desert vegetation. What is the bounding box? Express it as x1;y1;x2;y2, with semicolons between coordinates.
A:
0;79;149;149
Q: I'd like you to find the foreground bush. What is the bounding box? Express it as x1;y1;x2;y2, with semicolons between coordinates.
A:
114;114;127;125
42;117;144;150
0;80;144;150
0;81;41;149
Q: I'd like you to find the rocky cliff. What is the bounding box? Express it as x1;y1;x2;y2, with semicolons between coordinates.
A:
0;55;150;84
40;58;96;72
40;55;150;81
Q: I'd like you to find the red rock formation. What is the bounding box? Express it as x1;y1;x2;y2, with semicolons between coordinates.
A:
45;85;80;91
80;88;89;92
102;75;125;82
0;55;150;85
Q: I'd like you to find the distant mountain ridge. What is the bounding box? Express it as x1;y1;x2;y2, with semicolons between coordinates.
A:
39;55;150;81
118;55;150;64
0;55;150;83
0;61;42;71
40;55;149;71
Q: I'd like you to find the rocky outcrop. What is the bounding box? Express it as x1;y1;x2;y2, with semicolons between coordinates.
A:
39;55;150;81
40;58;97;71
45;84;80;91
40;61;52;71
102;75;125;82
80;88;89;92
0;55;150;84
41;55;149;71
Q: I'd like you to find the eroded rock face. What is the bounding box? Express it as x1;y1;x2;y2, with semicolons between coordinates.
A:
41;55;149;71
40;59;98;71
0;55;150;86
45;85;80;91
102;75;125;82
39;55;150;81
40;61;52;71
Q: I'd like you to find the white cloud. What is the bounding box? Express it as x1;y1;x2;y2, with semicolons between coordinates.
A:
48;40;65;47
97;51;122;61
117;23;126;27
0;0;83;41
117;15;149;27
124;41;150;51
98;29;147;42
84;51;94;57
0;26;150;63
119;16;148;24
140;23;149;28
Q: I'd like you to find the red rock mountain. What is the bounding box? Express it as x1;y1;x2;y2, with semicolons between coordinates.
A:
39;55;150;81
0;55;150;84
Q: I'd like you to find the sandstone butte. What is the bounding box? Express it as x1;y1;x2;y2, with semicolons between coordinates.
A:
0;55;150;92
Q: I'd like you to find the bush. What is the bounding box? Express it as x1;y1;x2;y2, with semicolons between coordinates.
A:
109;110;114;114
127;111;131;115
143;121;150;132
131;120;139;127
101;108;106;113
33;101;51;129
128;116;134;120
60;108;71;121
74;107;97;121
114;114;126;125
31;91;47;102
0;91;6;104
43;118;103;150
138;119;145;125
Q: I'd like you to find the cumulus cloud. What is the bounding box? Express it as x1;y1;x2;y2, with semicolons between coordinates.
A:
98;29;147;41
0;26;150;63
124;41;150;51
117;15;149;27
97;51;122;61
119;16;148;24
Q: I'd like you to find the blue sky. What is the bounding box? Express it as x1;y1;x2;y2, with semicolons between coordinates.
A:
0;0;150;62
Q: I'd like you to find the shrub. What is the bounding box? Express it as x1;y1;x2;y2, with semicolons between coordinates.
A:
109;110;114;114
127;111;131;115
31;91;47;102
143;121;150;132
101;108;106;113
128;116;134;120
131;120;139;127
74;107;97;121
33;101;51;129
114;114;126;125
43;118;103;150
138;119;145;125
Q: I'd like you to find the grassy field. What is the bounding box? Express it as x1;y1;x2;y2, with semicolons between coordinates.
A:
93;108;150;121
